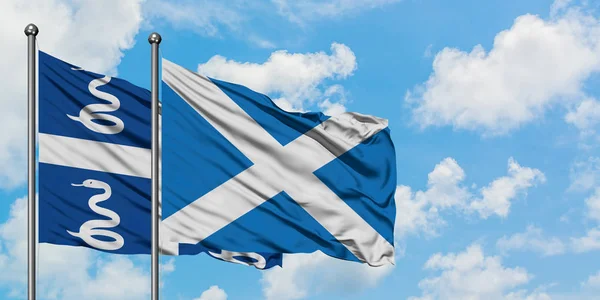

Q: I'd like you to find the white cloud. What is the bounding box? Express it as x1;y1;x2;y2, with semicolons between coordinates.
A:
569;181;600;253
158;257;176;288
571;228;600;253
407;5;600;135
248;35;277;49
394;158;469;238
504;289;552;300
422;157;471;209
469;158;546;219
410;244;533;300
394;185;444;239
318;85;348;116
550;0;574;17
144;0;243;37
319;99;347;116
582;270;600;289
195;285;228;300
396;157;545;238
0;0;144;188
160;258;176;274
424;44;434;58
197;43;356;112
272;0;401;24
260;252;394;300
585;188;600;222
0;197;150;299
565;98;600;137
569;157;600;192
496;225;566;257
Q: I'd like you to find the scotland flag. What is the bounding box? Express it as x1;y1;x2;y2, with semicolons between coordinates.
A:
38;52;282;269
161;59;397;266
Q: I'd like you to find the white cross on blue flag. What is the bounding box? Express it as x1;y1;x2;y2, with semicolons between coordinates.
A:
161;59;397;266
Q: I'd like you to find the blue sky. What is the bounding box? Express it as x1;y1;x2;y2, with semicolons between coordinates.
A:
1;0;600;299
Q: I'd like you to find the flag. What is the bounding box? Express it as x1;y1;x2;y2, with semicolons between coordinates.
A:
38;52;282;269
161;59;397;266
39;51;152;254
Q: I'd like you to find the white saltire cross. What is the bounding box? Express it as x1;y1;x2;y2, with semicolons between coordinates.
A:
160;59;394;266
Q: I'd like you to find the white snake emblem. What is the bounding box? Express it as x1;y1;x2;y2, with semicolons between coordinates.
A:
67;179;125;251
208;250;268;269
67;70;124;134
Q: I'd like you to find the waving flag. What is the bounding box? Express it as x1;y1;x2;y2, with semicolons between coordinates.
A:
38;52;281;269
39;51;152;254
161;59;397;266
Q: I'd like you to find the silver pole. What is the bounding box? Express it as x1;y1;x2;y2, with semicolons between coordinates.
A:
148;32;162;300
24;23;38;300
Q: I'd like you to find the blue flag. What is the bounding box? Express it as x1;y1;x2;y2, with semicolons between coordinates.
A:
38;52;282;269
161;59;397;266
39;51;152;254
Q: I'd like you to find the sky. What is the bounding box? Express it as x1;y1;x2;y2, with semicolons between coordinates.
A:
1;0;600;299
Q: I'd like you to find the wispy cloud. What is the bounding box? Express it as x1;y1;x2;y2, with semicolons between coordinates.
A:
496;225;567;257
571;228;600;253
272;0;402;25
569;157;600;192
144;0;244;37
144;0;399;48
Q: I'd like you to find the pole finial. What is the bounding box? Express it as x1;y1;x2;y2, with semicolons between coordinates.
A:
148;32;162;44
24;24;39;36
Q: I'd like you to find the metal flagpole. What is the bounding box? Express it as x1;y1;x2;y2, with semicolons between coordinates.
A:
24;23;39;300
149;32;162;300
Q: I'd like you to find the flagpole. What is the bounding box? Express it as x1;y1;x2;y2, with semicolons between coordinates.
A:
24;23;38;300
149;32;162;300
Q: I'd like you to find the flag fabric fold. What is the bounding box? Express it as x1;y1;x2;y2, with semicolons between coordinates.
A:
161;59;397;266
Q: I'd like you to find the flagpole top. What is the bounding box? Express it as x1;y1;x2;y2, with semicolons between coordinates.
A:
24;24;39;36
148;32;162;44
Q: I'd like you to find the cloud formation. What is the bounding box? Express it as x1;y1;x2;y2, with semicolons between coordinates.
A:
584;188;600;222
407;4;600;135
582;270;600;290
194;285;228;300
569;157;600;192
409;244;543;300
565;98;600;139
395;157;545;238
198;43;356;114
